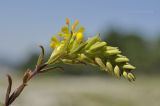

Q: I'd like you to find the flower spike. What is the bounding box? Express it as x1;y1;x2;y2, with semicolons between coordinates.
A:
48;18;136;81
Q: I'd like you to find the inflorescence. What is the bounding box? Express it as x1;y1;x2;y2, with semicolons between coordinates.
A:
48;18;136;81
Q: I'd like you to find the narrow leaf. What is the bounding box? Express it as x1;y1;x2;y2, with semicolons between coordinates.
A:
5;74;12;106
37;45;45;66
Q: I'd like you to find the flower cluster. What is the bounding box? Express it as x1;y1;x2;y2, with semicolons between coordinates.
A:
48;18;136;81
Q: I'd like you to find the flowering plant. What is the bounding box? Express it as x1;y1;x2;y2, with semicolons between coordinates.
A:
2;18;135;106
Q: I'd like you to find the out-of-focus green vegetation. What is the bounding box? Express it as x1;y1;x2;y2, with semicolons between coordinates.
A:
17;29;160;75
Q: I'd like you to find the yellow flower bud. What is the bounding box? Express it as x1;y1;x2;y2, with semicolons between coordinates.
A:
123;71;128;79
114;65;120;79
95;57;106;70
128;73;136;81
89;42;107;52
85;35;101;50
66;18;69;25
76;32;84;42
117;54;126;58
105;50;121;55
106;46;119;50
123;64;136;70
106;61;113;73
115;57;129;63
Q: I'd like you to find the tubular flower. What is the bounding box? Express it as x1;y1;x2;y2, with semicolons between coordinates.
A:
48;18;136;81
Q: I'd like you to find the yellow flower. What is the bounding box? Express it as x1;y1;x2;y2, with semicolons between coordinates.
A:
76;32;84;42
50;36;60;48
50;19;85;49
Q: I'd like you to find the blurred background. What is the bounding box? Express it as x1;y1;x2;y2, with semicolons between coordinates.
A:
0;0;160;106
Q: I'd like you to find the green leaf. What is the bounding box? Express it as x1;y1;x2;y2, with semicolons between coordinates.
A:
37;45;45;66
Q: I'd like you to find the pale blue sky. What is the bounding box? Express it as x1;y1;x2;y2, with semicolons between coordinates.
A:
0;0;160;62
